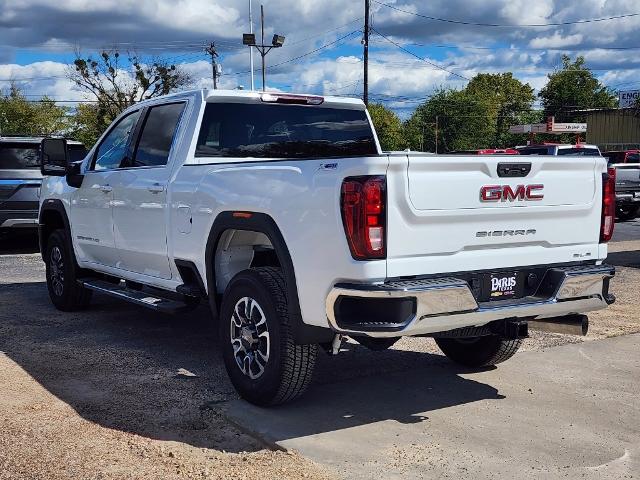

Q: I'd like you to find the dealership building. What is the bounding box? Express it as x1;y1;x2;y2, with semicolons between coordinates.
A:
583;90;640;151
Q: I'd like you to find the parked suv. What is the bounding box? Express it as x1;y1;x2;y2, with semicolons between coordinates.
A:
0;137;86;234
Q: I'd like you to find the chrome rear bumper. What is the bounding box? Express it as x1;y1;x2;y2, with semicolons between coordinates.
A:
325;264;615;338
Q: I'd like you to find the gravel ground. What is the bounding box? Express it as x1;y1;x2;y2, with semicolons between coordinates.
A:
1;233;639;480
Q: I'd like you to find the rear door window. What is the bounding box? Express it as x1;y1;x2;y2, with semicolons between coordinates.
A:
195;103;377;159
0;143;40;169
130;102;186;168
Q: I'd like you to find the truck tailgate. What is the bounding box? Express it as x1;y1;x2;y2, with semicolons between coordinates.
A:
385;153;607;278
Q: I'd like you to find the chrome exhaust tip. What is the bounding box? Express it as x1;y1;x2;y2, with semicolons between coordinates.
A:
528;314;589;336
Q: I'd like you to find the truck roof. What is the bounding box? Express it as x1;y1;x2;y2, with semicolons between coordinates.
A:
136;88;366;110
203;89;366;110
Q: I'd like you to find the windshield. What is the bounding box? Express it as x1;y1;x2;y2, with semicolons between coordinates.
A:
628;153;640;163
195;103;377;159
0;143;39;169
556;148;600;156
0;142;86;170
516;147;551;155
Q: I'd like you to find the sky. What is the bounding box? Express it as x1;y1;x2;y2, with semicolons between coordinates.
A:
1;0;639;118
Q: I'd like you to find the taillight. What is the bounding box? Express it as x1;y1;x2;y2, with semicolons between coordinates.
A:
600;167;616;243
341;176;386;260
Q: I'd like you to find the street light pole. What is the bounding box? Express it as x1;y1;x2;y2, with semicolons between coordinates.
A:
363;0;369;105
242;5;285;92
249;0;255;90
261;5;266;91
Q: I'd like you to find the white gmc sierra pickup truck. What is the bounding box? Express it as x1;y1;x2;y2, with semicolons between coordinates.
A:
38;89;616;405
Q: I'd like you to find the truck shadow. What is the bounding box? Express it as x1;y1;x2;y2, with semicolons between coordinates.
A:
607;250;640;268
0;281;503;452
0;231;40;255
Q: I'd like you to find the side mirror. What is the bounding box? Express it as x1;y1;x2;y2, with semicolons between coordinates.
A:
40;138;69;176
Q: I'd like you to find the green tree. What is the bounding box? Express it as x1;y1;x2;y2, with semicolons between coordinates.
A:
68;102;110;149
67;50;192;142
465;73;535;147
0;84;70;136
539;55;617;122
404;88;493;152
368;103;405;151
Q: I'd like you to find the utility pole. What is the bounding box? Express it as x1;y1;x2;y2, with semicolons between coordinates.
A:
249;0;255;90
205;42;220;89
435;115;439;154
363;0;370;105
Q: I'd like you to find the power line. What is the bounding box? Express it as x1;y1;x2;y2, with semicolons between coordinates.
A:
286;17;363;46
372;0;640;27
402;41;640;52
370;27;470;80
231;30;360;77
0;31;359;84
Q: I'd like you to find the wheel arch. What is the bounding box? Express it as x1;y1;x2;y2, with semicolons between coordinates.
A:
205;211;333;344
38;199;71;261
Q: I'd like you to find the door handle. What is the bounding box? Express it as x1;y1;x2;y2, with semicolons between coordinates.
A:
99;184;112;193
147;183;165;194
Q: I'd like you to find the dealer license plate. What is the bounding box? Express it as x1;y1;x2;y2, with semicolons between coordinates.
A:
480;272;524;301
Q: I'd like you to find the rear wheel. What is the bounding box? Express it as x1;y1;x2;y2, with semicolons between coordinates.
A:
45;229;92;311
435;335;522;368
616;205;640;221
219;267;317;406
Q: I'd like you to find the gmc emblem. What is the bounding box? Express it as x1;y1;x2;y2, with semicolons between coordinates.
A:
480;184;544;202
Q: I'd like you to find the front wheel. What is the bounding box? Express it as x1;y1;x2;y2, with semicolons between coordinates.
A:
435;335;522;368
45;229;92;311
616;205;640;221
219;267;317;406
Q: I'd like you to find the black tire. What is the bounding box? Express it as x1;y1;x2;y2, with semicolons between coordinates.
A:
45;229;92;311
435;335;522;368
616;205;640;221
355;336;399;351
219;267;317;406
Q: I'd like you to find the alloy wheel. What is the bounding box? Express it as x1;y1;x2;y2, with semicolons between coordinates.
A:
49;246;65;297
230;296;271;379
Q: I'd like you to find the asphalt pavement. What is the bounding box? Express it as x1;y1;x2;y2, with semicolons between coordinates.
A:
611;217;640;242
226;334;640;479
1;223;640;480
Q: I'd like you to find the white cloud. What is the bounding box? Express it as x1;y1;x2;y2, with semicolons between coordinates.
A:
1;0;639;114
529;32;584;49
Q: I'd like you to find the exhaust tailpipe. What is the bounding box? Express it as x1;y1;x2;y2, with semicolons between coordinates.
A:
528;314;589;336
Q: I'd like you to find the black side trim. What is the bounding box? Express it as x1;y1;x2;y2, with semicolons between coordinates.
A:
205;211;333;344
175;259;206;297
38;199;71;260
334;296;416;332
